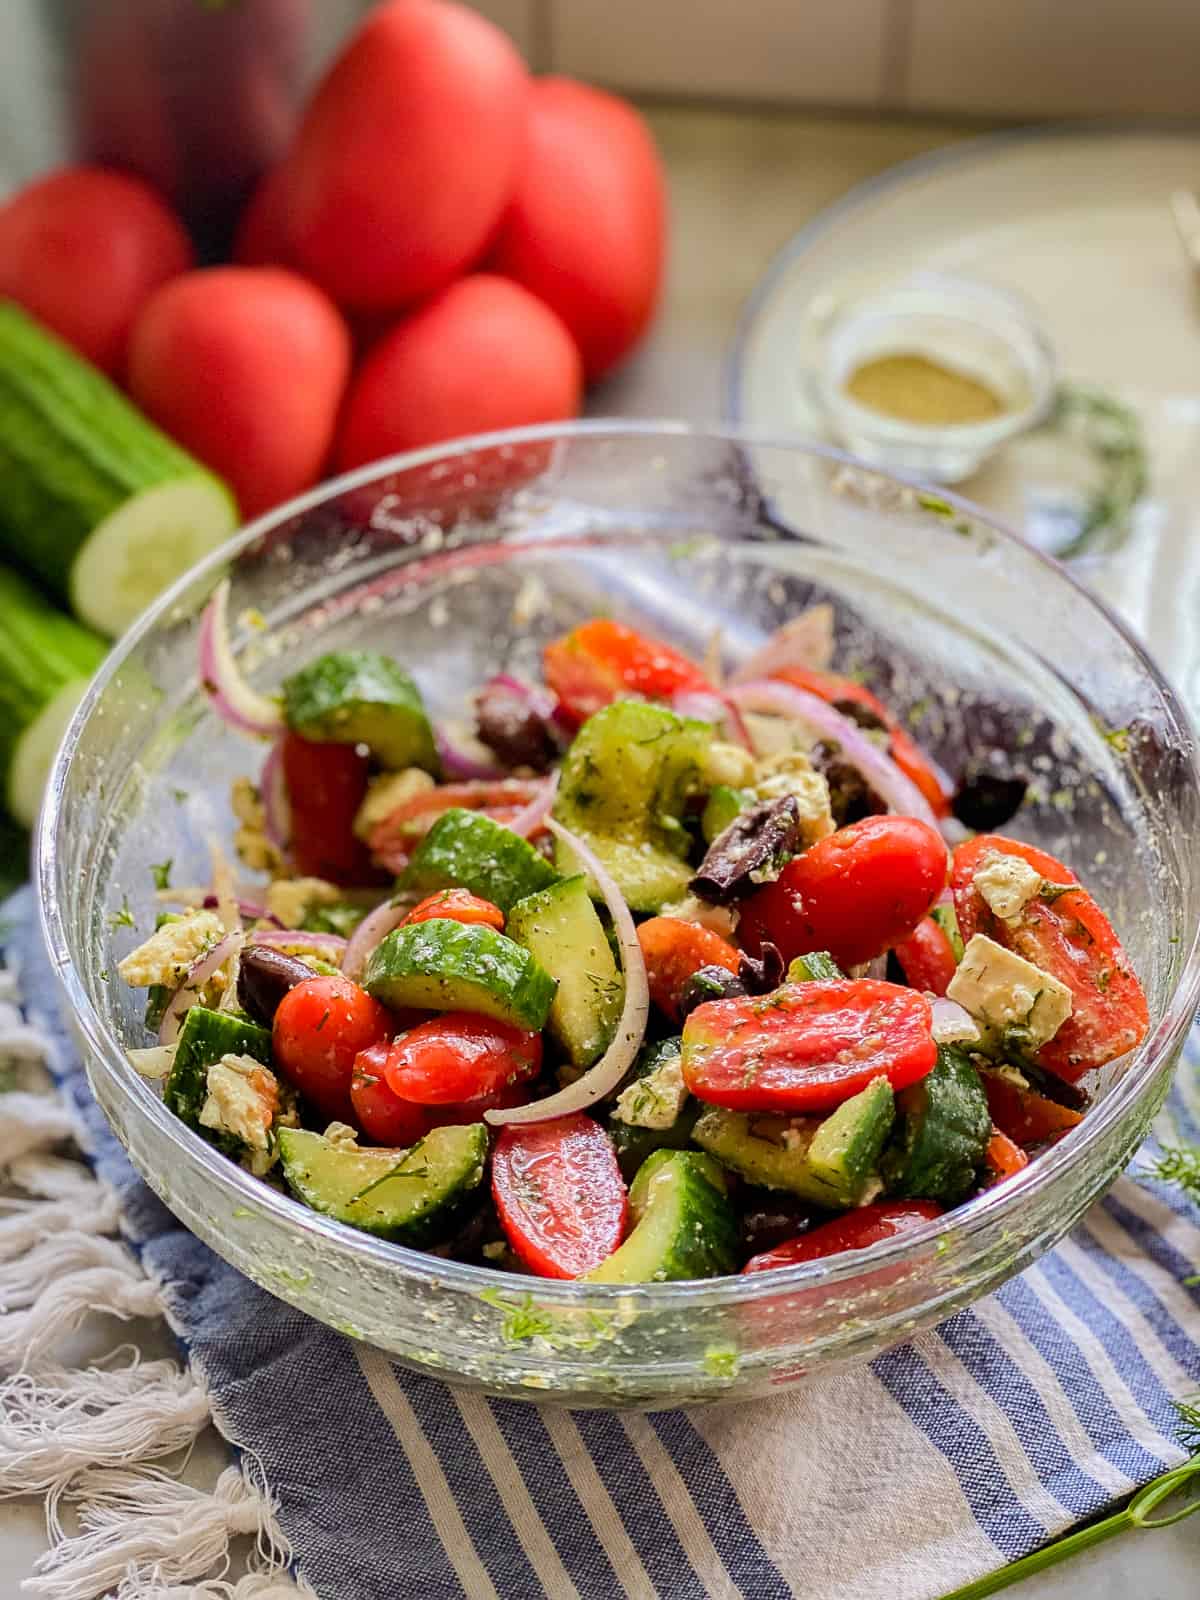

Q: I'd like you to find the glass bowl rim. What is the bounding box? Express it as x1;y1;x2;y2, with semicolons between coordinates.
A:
36;418;1200;1309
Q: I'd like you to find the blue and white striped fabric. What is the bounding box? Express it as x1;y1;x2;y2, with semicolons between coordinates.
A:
9;888;1200;1600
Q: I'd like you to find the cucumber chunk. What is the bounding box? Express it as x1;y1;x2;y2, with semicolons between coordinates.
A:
883;1045;991;1203
164;1006;273;1129
278;1123;487;1245
400;807;559;913
701;784;749;843
0;304;237;636
282;651;438;772
608;1038;699;1181
787;951;844;983
804;1078;895;1207
507;875;622;1068
586;1149;737;1283
553;701;711;913
0;567;108;827
362;919;557;1030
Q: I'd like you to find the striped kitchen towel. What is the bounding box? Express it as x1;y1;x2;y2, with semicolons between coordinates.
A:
2;882;1198;1600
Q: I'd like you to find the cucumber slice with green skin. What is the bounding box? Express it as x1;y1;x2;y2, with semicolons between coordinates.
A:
278;1123;487;1245
282;651;438;772
362;919;557;1031
701;784;749;844
400;808;559;914
786;951;844;983
163;1006;273;1129
607;1038;699;1181
929;902;965;963
0;566;107;827
507;875;622;1068
553;700;712;913
883;1044;991;1203
804;1078;895;1207
586;1149;737;1283
0;304;237;637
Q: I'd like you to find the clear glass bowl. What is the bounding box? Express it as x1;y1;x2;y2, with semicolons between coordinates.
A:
37;423;1200;1407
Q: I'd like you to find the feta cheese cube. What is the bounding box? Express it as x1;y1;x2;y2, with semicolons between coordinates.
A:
198;1054;293;1177
750;752;835;845
265;876;343;930
117;909;224;989
947;934;1073;1049
613;1050;688;1130
972;852;1045;921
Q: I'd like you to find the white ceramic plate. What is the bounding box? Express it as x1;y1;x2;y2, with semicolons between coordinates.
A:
726;126;1200;705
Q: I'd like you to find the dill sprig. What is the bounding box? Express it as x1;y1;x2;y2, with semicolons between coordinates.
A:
1146;1145;1200;1207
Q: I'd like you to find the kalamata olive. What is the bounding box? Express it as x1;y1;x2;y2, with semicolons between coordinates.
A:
691;795;802;904
475;683;558;771
677;964;747;1020
738;941;785;995
831;697;888;735
1017;1055;1090;1113
738;1187;820;1258
237;945;320;1025
952;764;1028;831
809;740;887;827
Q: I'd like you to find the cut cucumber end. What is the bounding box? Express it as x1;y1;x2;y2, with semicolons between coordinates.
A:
69;475;238;637
7;676;91;828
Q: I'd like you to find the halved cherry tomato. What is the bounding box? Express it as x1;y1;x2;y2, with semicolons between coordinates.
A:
543;618;711;725
367;778;544;873
280;732;385;886
682;978;936;1113
739;814;947;971
382;1013;542;1106
430;1081;532;1126
273;974;393;1122
950;835;1148;1081
771;666;952;817
894;915;957;997
402;888;505;931
636;916;741;1022
983;1129;1030;1186
491;1113;627;1278
742;1200;943;1273
351;1043;429;1146
981;1070;1084;1144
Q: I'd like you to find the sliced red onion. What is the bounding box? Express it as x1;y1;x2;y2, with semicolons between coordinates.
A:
201;894;274;924
199;579;285;739
727;680;938;827
261;739;291;853
342;900;409;981
670;691;753;750
435;725;505;781
251;929;348;961
486;818;649;1127
730;605;835;684
930;996;980;1046
128;1044;176;1079
508;771;559;839
939;816;971;848
159;932;245;1046
485;673;561;726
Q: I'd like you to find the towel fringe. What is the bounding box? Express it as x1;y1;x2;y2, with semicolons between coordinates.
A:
0;951;311;1599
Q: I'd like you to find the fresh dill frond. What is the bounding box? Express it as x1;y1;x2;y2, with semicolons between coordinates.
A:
1147;1145;1200;1206
1175;1396;1200;1457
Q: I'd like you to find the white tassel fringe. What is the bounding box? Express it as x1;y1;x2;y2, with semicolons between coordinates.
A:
0;1090;72;1164
0;1263;162;1372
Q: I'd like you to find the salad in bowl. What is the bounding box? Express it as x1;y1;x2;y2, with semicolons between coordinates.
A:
117;587;1149;1287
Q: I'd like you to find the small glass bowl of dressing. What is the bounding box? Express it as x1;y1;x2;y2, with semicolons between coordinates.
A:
819;274;1056;483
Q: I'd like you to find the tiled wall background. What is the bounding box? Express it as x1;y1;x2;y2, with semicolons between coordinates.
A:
469;0;1200;118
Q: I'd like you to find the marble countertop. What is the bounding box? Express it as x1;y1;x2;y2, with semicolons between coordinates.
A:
5;102;1197;1599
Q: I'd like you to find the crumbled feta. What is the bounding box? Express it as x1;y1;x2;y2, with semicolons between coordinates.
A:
231;777;284;876
198;1054;293;1177
612;1051;687;1130
353;768;436;840
117;909;224;988
972;852;1044;921
702;741;756;789
265;876;343;929
658;894;737;939
947;934;1073;1049
324;1121;360;1149
750;752;835;845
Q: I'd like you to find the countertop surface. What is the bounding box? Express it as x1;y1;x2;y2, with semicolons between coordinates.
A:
4;102;1198;1599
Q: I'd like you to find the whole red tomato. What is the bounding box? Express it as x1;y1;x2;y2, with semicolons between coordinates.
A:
273;974;392;1121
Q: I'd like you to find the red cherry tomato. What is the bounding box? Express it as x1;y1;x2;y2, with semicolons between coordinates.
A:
491;1113;627;1278
428;1080;531;1126
382;1013;541;1106
771;667;951;817
894;915;957;997
682;979;936;1114
351;1043;429;1146
950;835;1148;1081
273;975;393;1122
981;1071;1084;1145
636;916;741;1022
739;815;947;971
280;732;382;886
402;887;505;931
543;619;710;726
983;1129;1030;1186
742;1201;943;1273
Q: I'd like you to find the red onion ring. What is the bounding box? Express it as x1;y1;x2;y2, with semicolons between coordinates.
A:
508;771;559;838
198;581;285;739
251;929;348;961
730;606;835;684
670;691;753;751
260;739;291;852
435;726;505;781
930;996;980;1045
159;932;245;1046
486;818;649;1127
727;680;938;827
201;894;276;924
341;901;409;981
485;673;561;726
